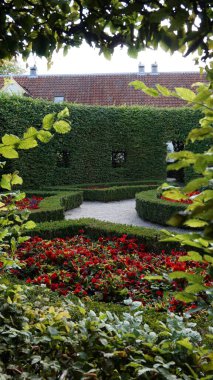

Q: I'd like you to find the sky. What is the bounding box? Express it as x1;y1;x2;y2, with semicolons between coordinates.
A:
24;43;199;75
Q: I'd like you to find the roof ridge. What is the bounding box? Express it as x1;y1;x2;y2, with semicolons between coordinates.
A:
0;71;200;78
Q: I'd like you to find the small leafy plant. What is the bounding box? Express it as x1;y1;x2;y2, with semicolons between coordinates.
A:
0;107;71;269
0;284;212;379
130;64;213;308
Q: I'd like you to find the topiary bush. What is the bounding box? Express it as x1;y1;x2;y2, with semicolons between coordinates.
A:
136;189;186;226
28;191;83;223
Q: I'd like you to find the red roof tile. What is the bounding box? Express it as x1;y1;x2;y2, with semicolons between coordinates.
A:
0;72;206;107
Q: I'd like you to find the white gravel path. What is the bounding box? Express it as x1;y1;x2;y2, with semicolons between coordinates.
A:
65;199;183;232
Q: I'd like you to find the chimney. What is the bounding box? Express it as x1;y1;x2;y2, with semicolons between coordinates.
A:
151;62;158;75
138;62;145;74
29;65;37;77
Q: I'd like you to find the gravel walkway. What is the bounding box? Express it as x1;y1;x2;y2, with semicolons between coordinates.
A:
65;199;183;232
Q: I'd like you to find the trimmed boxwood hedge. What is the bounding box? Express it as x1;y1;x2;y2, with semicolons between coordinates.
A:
0;95;201;188
42;179;162;190
27;191;83;223
136;189;185;226
42;183;159;202
29;218;182;253
82;185;158;202
23;183;158;223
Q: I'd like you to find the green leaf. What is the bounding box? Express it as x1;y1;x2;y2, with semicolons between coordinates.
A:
102;47;111;60
42;113;55;130
169;272;203;283
129;81;148;91
18;236;30;244
0;228;9;240
187;126;213;143
11;173;23;186
175;292;196;303
127;46;138;58
179;251;203;262
47;326;59;336
143;88;159;97
2;134;20;146
31;356;42;365
0;146;19;158
53;120;71;134
156;84;171;96
144;275;163;280
177;338;193;350
184;178;208;192
57;107;69;119
184;284;206;293
167;160;192;171
37;130;53;143
0;174;12;190
15;192;26;201
163;188;187;201
18;138;38;149
204;255;213;264
24;220;36;229
202;361;213;372
184;219;208;228
23;127;38;139
175;87;196;102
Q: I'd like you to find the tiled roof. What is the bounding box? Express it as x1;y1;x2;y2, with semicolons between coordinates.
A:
0;72;205;107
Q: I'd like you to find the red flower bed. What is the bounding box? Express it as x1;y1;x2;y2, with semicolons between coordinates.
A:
11;233;211;312
4;196;43;210
161;191;200;204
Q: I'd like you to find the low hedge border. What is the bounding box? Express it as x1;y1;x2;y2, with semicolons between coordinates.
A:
41;184;159;202
82;185;158;202
29;218;182;253
136;189;186;226
22;182;159;223
26;191;83;223
42;179;162;190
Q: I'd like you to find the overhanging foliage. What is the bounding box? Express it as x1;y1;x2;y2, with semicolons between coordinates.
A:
0;1;212;63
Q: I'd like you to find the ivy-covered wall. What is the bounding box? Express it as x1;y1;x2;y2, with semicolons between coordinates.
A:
0;96;201;188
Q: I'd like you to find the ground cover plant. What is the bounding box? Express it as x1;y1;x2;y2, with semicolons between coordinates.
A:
10;233;212;314
0;283;212;380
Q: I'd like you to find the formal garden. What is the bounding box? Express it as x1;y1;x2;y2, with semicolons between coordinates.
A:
0;81;212;378
0;1;212;379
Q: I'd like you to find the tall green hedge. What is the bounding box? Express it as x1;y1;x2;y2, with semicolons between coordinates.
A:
0;95;201;188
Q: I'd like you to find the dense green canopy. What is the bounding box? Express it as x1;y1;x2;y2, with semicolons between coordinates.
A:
0;0;212;62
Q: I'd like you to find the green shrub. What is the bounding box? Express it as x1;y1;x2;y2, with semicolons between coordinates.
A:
41;179;162;190
29;191;83;223
83;184;158;202
136;189;185;226
29;218;181;252
40;182;159;201
0;96;202;188
0;283;211;379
